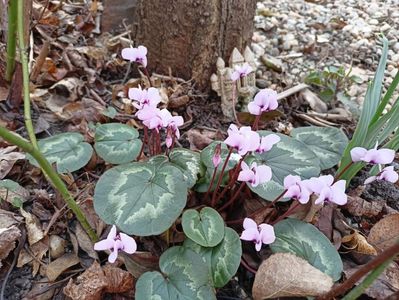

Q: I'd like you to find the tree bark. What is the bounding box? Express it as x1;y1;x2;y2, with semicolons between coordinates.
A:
132;0;257;90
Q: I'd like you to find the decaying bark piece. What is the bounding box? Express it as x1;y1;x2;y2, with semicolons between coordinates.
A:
132;0;257;90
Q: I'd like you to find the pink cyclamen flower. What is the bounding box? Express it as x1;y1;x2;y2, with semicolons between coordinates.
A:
283;175;311;204
224;124;260;156
212;143;222;168
121;45;148;67
94;225;137;263
248;89;278;116
350;146;395;165
129;86;161;109
238;161;272;187
256;134;280;153
307;175;347;205
231;63;253;82
158;109;184;148
240;218;275;251
364;166;398;185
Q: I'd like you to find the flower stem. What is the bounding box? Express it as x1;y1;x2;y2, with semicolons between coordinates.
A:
240;258;257;274
225;189;287;225
317;240;399;300
252;114;261;130
271;201;300;225
17;0;38;149
204;166;218;201
142;67;152;87
5;0;18;82
231;85;241;126
211;148;233;207
218;181;246;211
138;126;148;159
0;126;98;242
214;154;246;205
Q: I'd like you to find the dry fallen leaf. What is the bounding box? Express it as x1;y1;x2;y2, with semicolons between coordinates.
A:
17;238;49;276
63;261;134;300
368;213;399;253
252;253;333;299
342;230;377;255
0;146;25;179
0;225;21;268
20;207;44;245
46;253;80;281
74;222;99;260
345;194;384;218
49;235;67;259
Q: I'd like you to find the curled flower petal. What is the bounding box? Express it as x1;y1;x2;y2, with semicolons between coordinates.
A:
94;239;114;251
240;227;259;241
120;233;137;254
259;224;276;244
350;147;368;162
243;217;257;229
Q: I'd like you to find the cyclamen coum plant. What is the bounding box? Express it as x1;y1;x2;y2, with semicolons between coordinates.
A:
88;44;398;299
12;38;395;299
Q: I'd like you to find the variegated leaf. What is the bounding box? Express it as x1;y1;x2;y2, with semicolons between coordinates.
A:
271;218;343;281
93;160;187;236
94;123;142;164
135;246;216;300
182;207;225;247
28;133;93;173
201;141;241;171
291;127;348;170
250;131;321;201
168;148;205;188
184;227;242;288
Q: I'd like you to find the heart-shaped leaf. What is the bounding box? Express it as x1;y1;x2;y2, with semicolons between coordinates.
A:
168;148;205;188
291;127;348;170
270;218;343;281
200;141;241;171
182;207;225;247
93;160;187;236
28;133;93;173
135;246;216;300
94;123;142;164
250;131;321;201
184;227;242;288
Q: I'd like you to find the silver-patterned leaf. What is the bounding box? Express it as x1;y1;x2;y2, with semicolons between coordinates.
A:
94;123;142;164
291;127;348;170
168;148;205;188
28;132;93;173
184;227;242;288
93;160;188;236
182;207;225;247
250;131;321;201
200;141;241;171
271;218;343;281
135;246;216;300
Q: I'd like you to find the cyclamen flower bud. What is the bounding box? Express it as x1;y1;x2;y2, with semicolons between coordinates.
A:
212;143;222;168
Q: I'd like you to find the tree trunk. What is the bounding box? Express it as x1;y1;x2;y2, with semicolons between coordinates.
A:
132;0;256;90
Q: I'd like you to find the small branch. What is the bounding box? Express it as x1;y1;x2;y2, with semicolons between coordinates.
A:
317;240;399;300
0;126;98;242
271;201;300;225
30;40;50;81
17;0;38;149
5;0;18;81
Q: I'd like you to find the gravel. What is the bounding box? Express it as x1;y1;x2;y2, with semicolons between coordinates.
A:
252;0;399;106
